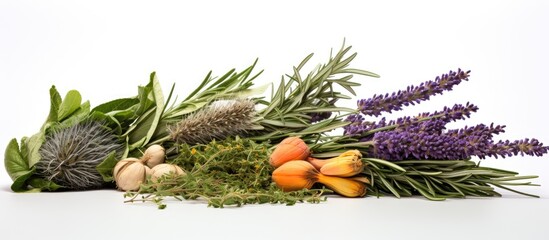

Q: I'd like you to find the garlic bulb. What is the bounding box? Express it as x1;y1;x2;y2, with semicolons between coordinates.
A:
142;144;165;168
150;163;185;182
113;158;151;191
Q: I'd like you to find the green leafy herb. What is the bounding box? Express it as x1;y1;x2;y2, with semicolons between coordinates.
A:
5;138;29;181
57;90;82;121
96;151;120;182
249;43;379;143
364;159;539;200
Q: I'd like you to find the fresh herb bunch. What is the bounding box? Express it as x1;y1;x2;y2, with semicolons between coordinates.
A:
341;69;548;160
125;137;328;208
310;69;548;200
4;87;125;192
249;43;379;143
165;43;380;148
363;158;539;200
5;42;546;204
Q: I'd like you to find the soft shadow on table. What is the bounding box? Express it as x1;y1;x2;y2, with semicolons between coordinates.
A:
1;184;13;192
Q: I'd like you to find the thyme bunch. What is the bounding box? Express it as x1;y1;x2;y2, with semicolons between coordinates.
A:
125;137;328;208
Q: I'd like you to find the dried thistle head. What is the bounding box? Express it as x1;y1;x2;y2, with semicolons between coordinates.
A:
168;99;257;145
35;121;122;190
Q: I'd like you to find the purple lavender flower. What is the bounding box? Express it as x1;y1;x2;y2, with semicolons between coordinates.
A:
308;112;332;123
395;119;448;135
343;114;368;136
484;138;549;159
344;103;478;137
368;127;548;161
358;69;470;116
370;130;469;160
446;123;506;139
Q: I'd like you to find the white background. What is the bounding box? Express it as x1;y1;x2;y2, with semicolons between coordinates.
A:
1;0;548;239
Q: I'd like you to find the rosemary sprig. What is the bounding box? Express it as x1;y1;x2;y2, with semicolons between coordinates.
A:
249;43;379;143
364;159;539;200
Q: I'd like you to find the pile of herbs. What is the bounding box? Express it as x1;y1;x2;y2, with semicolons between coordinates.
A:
125;137;328;208
4;42;547;208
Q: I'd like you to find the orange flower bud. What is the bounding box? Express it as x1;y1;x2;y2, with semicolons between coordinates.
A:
272;160;317;191
269;137;310;168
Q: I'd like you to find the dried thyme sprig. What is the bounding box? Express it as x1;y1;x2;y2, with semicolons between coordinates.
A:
124;137;329;208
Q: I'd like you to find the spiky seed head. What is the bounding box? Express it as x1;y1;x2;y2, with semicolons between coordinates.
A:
168;99;257;145
35;121;122;190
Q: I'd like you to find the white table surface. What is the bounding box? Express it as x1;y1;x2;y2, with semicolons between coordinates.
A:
2;161;548;240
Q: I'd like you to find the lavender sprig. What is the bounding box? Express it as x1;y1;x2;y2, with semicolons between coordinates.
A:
446;123;506;139
366;127;548;161
486;138;549;158
358;69;470;117
344;102;479;137
368;130;469;160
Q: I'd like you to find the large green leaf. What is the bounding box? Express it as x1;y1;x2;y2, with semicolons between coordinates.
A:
135;84;155;116
47;101;91;133
6;138;35;192
11;169;35;192
46;86;62;123
25;132;45;168
28;177;61;191
89;111;123;135
4;138;29;181
92;97;139;114
62;100;90;125
127;107;155;143
146;72;165;145
95;151;119;182
57;90;82;121
126;73;165;148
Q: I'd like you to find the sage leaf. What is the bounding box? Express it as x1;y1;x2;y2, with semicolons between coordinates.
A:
11;169;35;192
95;151;119;182
48;101;91;133
135;84;155;116
25;131;45;168
46;86;62;124
127;107;155;143
57;90;82;121
146;72;165;145
28;177;61;191
4;138;30;181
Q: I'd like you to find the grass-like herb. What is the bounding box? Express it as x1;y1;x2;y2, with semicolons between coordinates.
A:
364;159;539;200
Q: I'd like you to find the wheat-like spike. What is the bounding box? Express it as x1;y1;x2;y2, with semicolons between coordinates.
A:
169;99;256;145
35;121;122;190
